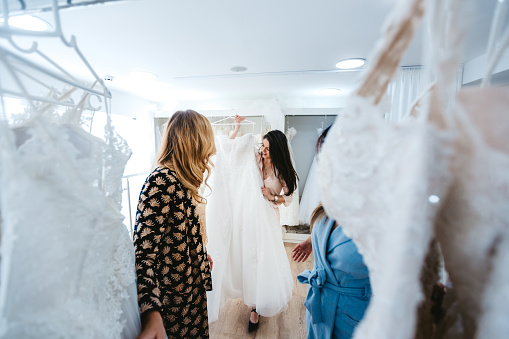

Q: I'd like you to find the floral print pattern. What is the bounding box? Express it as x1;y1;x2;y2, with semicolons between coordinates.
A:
133;167;212;338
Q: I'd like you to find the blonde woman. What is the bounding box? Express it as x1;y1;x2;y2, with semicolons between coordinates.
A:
133;110;215;339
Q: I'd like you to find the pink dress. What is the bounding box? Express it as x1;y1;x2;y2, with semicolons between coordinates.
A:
255;152;294;220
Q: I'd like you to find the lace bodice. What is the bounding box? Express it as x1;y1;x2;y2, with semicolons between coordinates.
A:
318;95;452;339
0;107;140;338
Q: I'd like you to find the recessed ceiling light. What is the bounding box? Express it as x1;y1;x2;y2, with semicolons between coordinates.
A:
129;71;157;81
318;88;342;95
335;58;366;69
0;15;51;31
230;66;248;72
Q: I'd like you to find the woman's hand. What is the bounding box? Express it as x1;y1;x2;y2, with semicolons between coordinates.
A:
234;114;246;126
137;311;166;339
292;236;312;262
261;186;272;201
229;114;246;139
207;253;214;271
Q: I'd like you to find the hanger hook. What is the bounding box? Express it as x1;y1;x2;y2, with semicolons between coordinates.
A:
85;93;102;111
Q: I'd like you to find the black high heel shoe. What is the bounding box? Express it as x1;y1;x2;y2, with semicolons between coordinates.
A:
248;308;259;332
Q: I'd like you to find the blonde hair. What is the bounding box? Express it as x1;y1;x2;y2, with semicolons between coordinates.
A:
310;203;327;232
157;110;216;203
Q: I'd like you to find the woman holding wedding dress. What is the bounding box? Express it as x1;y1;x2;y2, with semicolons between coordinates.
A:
231;115;298;331
205;115;297;332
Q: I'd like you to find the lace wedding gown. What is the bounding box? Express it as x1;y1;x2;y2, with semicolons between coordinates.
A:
318;1;454;338
205;134;293;322
318;0;509;337
0;105;141;338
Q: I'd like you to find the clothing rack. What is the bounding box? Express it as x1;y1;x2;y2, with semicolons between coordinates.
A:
0;0;111;118
211;115;256;126
3;0;127;16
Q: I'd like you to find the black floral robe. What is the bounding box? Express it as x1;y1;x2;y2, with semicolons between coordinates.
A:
133;167;212;338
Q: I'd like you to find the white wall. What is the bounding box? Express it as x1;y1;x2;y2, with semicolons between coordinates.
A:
462;50;509;85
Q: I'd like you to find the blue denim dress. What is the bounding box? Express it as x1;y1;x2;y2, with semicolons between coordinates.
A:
298;218;371;339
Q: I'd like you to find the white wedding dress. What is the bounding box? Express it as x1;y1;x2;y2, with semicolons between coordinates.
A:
298;156;321;225
279;127;300;226
317;1;452;339
318;0;509;338
205;134;293;322
0;105;141;338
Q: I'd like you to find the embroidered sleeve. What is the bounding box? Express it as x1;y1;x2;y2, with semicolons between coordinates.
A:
133;171;173;317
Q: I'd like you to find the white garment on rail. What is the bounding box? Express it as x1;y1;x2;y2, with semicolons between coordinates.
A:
0;107;141;338
298;156;321;225
279;127;300;226
205;134;293;322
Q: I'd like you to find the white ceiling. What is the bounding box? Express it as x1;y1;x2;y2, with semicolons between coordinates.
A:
23;0;501;105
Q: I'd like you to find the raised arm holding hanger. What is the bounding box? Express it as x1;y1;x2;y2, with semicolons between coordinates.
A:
229;114;246;139
231;115;297;207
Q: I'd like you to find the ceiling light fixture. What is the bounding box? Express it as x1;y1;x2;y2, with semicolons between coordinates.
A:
230;66;248;72
335;58;366;69
0;15;51;31
318;88;342;95
129;71;157;81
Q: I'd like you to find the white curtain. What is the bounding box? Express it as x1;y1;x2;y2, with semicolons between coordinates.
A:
384;68;430;122
384;67;463;122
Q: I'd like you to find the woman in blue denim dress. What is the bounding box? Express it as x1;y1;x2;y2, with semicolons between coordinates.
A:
293;125;371;338
297;207;371;339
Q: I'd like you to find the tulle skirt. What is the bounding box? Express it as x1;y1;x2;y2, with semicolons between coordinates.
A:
205;134;293;322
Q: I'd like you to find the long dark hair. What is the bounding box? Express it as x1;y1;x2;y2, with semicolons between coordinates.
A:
316;125;331;153
263;130;298;196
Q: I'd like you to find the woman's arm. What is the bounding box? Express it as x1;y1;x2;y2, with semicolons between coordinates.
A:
280;183;294;207
261;187;287;205
229;114;246;139
260;183;294;206
292;236;312;262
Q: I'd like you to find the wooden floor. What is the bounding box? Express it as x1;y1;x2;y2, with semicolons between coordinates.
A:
209;242;314;339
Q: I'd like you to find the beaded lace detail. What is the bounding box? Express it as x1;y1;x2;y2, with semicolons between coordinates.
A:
0;104;140;338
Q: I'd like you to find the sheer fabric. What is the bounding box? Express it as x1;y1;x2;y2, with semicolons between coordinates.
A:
279;128;300;226
298;156;321;226
0;105;141;338
205;134;293;322
385;68;431;122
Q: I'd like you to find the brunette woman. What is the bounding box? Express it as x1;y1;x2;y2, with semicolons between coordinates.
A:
229;115;299;331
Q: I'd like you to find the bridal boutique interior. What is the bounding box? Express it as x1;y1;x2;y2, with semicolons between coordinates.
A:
1;0;508;338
